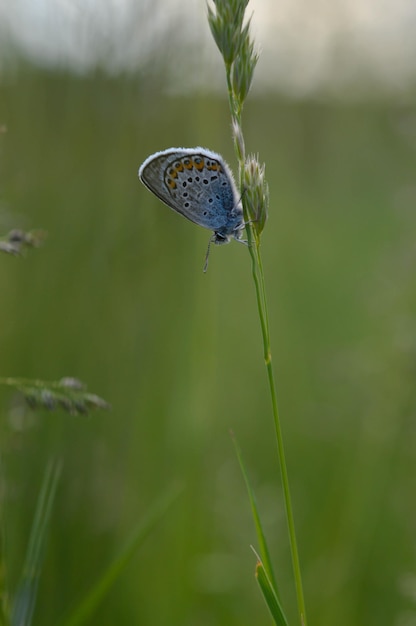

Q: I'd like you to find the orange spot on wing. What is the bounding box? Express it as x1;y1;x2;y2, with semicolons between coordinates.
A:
167;178;177;189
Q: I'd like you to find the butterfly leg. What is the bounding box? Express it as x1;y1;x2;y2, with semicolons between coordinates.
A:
203;234;217;273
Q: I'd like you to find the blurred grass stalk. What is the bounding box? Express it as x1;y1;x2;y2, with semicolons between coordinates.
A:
10;459;62;626
207;1;307;624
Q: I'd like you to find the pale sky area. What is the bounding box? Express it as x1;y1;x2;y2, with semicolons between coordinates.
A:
1;0;416;97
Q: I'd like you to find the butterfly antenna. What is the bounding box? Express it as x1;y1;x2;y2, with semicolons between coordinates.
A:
203;235;214;273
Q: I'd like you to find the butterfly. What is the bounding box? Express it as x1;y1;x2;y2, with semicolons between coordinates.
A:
138;147;245;270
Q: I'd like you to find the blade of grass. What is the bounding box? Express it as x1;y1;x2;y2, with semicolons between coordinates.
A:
58;485;181;626
230;430;277;593
253;548;288;626
11;458;62;626
0;452;10;626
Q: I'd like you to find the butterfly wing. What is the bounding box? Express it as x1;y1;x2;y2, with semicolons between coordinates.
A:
139;148;241;233
139;149;184;211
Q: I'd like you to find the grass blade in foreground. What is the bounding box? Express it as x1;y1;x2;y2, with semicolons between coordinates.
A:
254;549;288;626
11;459;62;626
58;485;181;626
231;431;277;592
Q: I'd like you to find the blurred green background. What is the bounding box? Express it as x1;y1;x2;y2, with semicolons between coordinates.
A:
1;10;416;626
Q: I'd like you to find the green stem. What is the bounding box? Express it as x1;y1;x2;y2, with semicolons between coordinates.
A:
250;242;308;626
225;61;308;626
